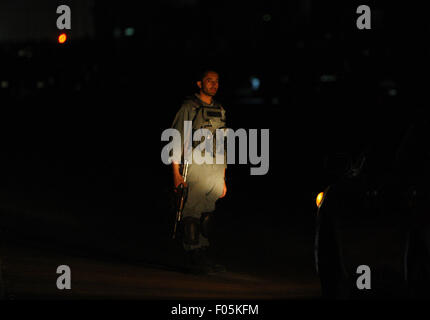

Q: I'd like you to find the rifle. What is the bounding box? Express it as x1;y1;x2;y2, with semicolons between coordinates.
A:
172;160;189;239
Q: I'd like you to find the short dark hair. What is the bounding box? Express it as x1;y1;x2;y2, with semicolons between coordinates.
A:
198;69;218;82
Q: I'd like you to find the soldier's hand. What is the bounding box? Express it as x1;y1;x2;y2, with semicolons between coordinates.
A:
173;173;187;191
219;182;227;198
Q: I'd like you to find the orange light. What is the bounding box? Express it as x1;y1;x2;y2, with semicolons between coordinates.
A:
316;192;324;208
58;33;67;44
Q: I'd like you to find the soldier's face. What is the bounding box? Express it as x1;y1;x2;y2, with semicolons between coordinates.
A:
198;72;219;97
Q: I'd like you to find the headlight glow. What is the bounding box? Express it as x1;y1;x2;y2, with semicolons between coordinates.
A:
316;192;324;208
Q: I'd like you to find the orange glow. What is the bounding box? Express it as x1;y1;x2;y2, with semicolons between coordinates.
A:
316;192;324;208
58;33;67;44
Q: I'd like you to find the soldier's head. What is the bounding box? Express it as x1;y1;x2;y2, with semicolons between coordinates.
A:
197;70;219;98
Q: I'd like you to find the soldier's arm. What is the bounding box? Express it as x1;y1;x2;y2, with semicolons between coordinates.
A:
220;168;227;198
172;161;186;189
221;106;227;198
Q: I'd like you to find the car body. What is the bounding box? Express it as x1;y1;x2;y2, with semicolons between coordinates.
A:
314;115;430;299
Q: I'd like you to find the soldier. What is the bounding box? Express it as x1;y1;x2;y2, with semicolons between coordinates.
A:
171;69;227;274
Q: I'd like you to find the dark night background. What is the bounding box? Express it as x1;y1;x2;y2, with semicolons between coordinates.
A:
0;0;429;298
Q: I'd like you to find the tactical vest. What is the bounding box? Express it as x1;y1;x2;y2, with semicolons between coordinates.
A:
189;95;227;158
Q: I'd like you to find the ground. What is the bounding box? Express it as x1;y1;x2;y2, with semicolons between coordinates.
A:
0;203;320;300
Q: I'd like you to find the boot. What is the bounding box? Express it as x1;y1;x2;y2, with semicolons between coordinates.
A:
184;247;226;274
200;247;226;273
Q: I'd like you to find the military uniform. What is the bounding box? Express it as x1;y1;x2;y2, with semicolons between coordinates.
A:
171;93;227;252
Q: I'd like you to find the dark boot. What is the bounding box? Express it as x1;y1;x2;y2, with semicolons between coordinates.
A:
184;247;226;274
201;247;226;273
184;248;211;274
